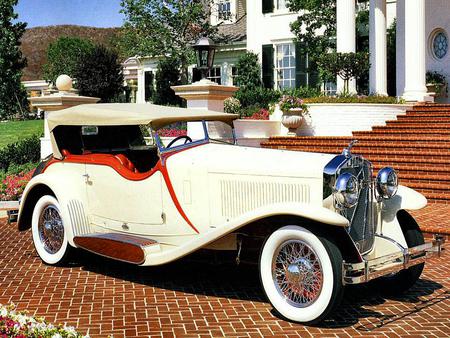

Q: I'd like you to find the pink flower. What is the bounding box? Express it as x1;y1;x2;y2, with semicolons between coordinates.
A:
244;109;270;120
0;170;33;201
157;129;188;137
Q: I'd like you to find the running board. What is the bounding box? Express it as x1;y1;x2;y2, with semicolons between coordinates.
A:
74;233;160;265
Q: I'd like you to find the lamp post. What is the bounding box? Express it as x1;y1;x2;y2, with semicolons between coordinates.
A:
193;36;217;82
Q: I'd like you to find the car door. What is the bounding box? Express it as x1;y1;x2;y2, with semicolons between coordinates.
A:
85;163;165;231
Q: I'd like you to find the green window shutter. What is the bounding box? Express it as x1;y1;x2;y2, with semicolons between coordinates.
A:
308;65;320;89
262;0;274;14
295;42;307;88
262;44;274;89
144;71;154;102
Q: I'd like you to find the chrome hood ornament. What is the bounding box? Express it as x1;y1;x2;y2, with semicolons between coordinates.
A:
343;140;358;158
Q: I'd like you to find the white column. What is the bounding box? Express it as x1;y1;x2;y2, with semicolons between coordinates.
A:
369;0;388;96
136;68;146;103
402;0;429;102
396;0;406;98
336;0;356;94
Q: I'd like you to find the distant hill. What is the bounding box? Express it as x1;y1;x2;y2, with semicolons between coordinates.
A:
21;25;120;81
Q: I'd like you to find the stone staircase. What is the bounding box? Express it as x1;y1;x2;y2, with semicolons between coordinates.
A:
262;104;450;204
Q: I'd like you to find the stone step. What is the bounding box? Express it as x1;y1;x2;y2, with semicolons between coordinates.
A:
290;148;450;162
265;141;450;151
402;179;450;191
405;188;450;203
354;129;450;136
377;123;450;129
413;104;450;111
391;116;450;123
371;162;449;175
395;112;448;117
369;156;450;166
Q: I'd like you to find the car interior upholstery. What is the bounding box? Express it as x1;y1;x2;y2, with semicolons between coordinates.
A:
54;125;160;173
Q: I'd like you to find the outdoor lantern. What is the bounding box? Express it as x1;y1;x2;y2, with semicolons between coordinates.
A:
193;36;216;80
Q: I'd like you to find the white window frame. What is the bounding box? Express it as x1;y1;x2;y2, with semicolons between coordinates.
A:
208;66;222;85
276;0;287;11
275;43;296;90
211;0;236;25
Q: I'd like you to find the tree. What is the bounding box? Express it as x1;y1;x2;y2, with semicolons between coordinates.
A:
152;57;183;106
74;45;124;102
288;1;369;69
43;37;94;84
0;0;28;119
316;52;370;93
288;0;337;63
235;52;262;89
119;0;219;84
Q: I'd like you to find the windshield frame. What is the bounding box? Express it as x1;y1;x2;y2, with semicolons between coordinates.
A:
153;120;236;154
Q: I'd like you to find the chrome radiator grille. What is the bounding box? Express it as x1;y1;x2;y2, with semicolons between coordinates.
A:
340;161;375;254
323;155;376;255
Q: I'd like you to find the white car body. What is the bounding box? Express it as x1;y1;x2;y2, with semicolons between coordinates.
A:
17;103;444;323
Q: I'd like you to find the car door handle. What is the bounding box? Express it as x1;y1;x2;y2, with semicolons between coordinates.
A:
82;174;90;183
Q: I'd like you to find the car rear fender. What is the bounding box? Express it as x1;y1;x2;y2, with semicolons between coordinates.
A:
18;172;88;247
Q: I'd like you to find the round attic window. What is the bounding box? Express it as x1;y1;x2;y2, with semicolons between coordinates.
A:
432;30;448;60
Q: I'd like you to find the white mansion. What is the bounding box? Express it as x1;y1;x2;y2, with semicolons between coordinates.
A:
123;0;450;103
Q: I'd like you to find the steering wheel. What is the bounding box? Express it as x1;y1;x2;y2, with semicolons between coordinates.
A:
167;135;193;148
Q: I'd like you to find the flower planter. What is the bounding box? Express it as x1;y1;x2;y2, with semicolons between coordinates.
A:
426;83;447;98
281;108;305;136
233;119;281;139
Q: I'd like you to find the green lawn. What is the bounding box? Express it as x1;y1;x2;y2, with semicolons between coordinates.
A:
0;120;44;149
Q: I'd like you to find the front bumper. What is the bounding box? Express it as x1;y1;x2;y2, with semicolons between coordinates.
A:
343;235;445;285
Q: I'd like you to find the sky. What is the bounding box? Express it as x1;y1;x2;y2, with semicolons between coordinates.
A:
15;0;124;28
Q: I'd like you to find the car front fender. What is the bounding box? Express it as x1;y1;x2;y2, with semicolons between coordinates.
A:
379;185;427;249
224;202;350;228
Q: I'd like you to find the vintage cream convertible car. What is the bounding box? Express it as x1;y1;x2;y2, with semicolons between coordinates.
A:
17;103;444;324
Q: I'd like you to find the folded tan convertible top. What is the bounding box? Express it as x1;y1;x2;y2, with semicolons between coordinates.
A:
47;103;238;131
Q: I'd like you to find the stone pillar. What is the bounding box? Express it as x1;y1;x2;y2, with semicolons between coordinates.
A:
369;0;388;96
28;75;100;159
172;79;238;139
401;0;430;102
336;0;357;94
171;79;238;112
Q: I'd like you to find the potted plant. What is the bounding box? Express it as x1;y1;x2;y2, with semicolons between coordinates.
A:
426;71;448;98
279;95;309;136
226;98;280;142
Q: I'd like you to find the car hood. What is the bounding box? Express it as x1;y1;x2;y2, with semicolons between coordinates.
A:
174;143;337;179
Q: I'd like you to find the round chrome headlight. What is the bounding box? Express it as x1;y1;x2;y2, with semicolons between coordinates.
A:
334;173;359;208
376;167;398;199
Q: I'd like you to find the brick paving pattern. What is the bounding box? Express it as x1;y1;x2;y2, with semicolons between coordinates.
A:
410;203;450;236
0;217;448;338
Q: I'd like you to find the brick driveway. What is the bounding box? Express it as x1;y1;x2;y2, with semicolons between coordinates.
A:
0;219;449;338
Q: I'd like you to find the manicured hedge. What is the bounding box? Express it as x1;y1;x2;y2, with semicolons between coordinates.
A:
0;135;40;172
304;95;402;104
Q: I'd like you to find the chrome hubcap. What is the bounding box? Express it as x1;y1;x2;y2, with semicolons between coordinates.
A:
38;205;64;254
272;240;323;308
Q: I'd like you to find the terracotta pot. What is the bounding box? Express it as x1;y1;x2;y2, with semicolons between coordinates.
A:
281;108;304;136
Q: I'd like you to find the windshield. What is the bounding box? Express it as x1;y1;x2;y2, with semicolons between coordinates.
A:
206;121;235;145
154;120;235;151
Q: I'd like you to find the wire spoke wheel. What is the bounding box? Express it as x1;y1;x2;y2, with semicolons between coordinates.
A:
260;226;343;323
272;240;323;308
37;205;64;254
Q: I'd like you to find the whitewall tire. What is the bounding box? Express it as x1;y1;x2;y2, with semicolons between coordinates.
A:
260;225;343;324
31;195;71;265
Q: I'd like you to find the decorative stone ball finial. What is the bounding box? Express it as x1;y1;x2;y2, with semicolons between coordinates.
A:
55;74;73;91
